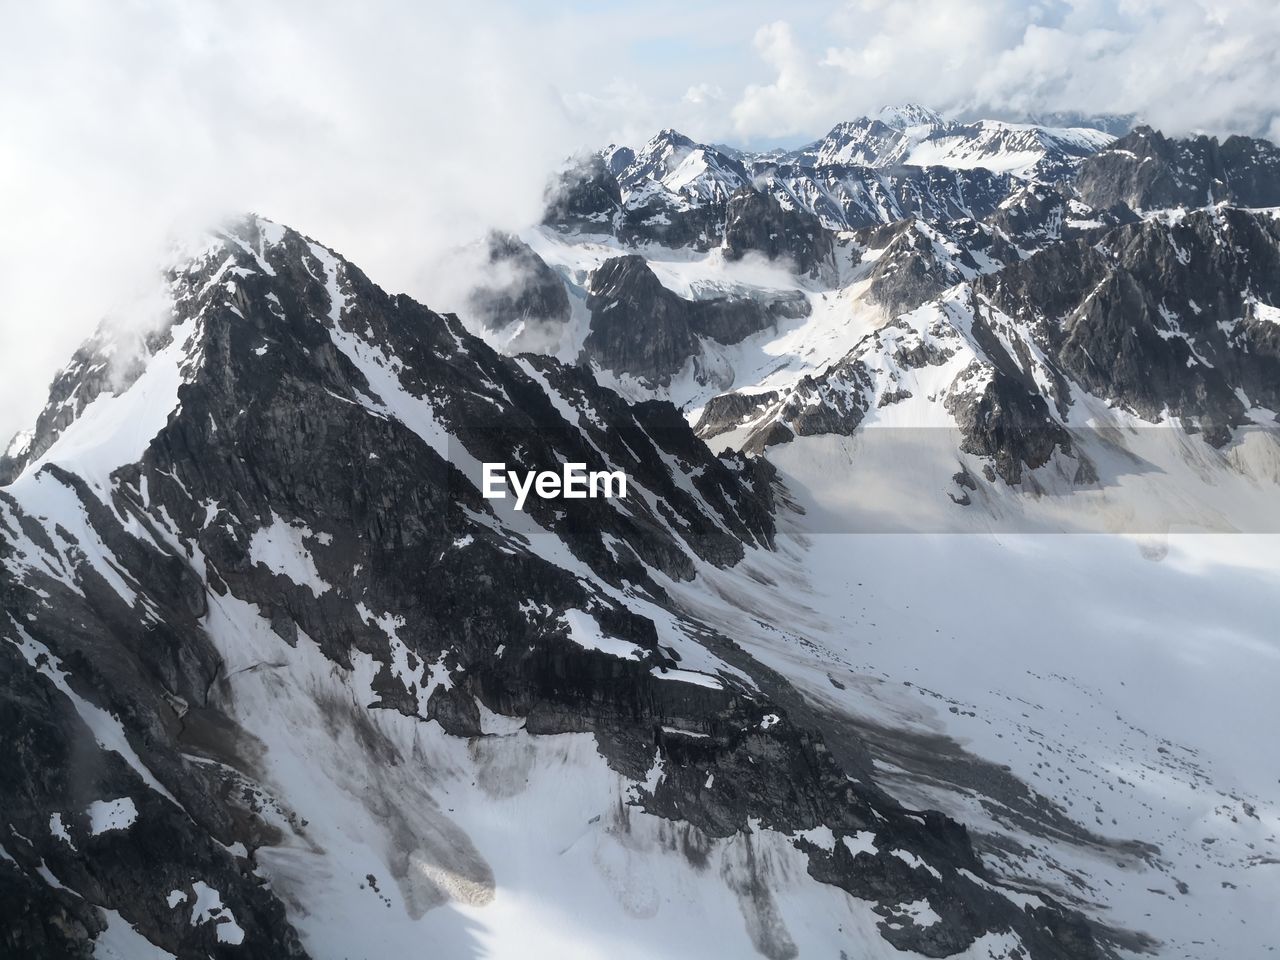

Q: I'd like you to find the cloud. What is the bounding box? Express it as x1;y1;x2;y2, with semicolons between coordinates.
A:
2;0;1277;446
732;0;1280;139
730;22;824;137
0;0;798;445
683;83;726;106
0;0;623;444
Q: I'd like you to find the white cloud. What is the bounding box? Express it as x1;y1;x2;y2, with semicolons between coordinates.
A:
0;0;621;444
683;83;726;106
730;22;825;137
1;0;1277;447
732;0;1280;138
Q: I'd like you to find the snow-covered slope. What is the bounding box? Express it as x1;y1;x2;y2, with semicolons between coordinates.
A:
693;207;1280;529
1;216;1117;960
546;107;1114;253
504;119;1280;957
784;110;1113;181
7;107;1280;960
897;120;1114;180
669;524;1280;959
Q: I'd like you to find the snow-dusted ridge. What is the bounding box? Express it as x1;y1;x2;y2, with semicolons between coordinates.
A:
0;213;1122;959
504;112;1280;959
6;107;1280;960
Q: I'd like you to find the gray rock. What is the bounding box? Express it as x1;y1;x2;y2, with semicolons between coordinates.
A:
977;206;1280;435
722;188;835;279
1074;126;1280;211
465;231;570;331
542;153;622;233
583;255;810;384
0;216;1117;960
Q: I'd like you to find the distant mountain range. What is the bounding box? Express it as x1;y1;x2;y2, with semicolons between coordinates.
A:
507;111;1280;501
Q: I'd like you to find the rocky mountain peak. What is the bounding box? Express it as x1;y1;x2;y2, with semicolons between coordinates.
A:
601;142;636;176
621;128;703;183
1074;126;1280;211
464;231;571;332
0;210;1128;959
722;188;836;278
542;152;623;233
877;103;946;130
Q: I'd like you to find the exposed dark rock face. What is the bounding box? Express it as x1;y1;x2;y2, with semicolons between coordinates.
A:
717;204;1280;484
583;255;810;383
590;157;1020;255
786;117;909;167
717;202;1280;473
542;153;623;233
855;218;1018;318
616;129;752;202
976;206;1280;435
986;183;1138;251
535;121;1280;518
539;118;1119;271
757;162;1020;232
1;216;1115;959
945;369;1078;485
1;450;311;959
613;130;750;250
695;291;1088;483
583;255;700;384
693;290;810;344
618;189;729;250
602;144;635;177
722;188;835;278
0;325;154;485
1219;134;1280;206
465;231;570;331
693;391;781;442
539;115;1123;283
0;852;105;959
709;342;890;455
1074;126;1280;211
780;362;877;440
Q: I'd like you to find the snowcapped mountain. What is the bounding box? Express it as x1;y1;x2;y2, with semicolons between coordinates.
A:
877;103;947;131
896;120;1114;180
698;206;1280;482
2;216;1128;959
5;103;1280;960
543;106;1125;263
528;114;1280;451
618;129;753;205
464;113;1280;957
781;106;1114;181
1074;125;1280;211
805;118;906;167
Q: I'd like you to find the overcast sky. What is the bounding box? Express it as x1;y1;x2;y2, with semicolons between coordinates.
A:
3;0;1279;445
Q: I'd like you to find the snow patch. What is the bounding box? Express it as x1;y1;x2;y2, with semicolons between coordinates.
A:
189;881;245;945
48;813;73;846
562;608;645;660
87;797;138;835
248;513;331;596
